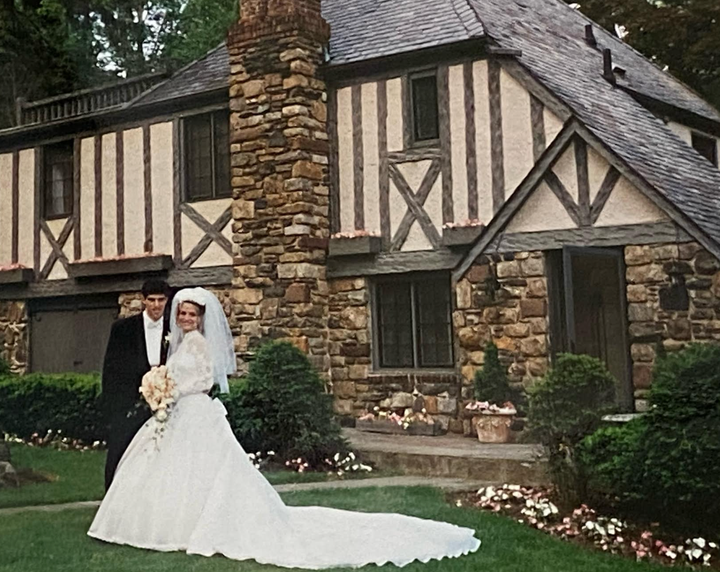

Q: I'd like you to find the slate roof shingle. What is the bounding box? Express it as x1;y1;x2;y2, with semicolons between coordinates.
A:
119;0;720;251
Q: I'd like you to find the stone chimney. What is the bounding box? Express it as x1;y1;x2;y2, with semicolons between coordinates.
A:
227;0;331;374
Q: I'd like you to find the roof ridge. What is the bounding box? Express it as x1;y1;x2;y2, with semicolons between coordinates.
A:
451;0;486;37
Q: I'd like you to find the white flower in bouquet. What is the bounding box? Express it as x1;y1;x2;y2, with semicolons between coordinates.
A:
140;366;179;434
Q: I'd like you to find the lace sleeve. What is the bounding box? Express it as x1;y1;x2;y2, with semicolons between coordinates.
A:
179;331;214;394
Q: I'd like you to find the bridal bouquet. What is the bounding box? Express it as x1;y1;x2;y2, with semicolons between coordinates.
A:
140;365;179;425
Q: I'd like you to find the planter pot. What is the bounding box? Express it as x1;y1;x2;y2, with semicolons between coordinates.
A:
473;413;514;443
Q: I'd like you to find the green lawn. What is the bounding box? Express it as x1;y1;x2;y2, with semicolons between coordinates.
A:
0;444;387;509
0;487;664;572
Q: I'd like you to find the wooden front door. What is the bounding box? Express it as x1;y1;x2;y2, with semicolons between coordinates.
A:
548;247;633;410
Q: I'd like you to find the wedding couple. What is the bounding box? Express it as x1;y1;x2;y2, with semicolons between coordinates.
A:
90;280;481;569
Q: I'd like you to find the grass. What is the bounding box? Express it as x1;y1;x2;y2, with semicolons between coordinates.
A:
0;487;665;572
0;443;387;509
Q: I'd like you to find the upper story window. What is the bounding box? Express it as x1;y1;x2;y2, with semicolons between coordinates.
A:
184;110;231;202
374;273;453;369
410;71;439;145
691;131;718;167
43;141;74;219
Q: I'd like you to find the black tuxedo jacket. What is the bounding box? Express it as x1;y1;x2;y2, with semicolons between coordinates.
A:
102;312;169;489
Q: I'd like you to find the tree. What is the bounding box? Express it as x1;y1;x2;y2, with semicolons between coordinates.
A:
568;0;720;110
159;0;238;70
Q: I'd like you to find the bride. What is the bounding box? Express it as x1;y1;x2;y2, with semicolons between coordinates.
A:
88;287;481;569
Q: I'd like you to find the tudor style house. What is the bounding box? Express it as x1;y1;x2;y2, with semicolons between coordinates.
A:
2;0;720;432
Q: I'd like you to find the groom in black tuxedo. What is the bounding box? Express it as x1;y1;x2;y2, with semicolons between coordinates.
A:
102;279;171;490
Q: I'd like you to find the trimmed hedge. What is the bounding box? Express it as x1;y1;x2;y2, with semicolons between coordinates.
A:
0;372;106;443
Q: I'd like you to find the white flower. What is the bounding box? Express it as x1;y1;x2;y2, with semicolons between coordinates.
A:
693;538;706;549
156;410;168;422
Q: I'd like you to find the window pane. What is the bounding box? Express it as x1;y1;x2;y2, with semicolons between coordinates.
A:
213;112;231;198
412;74;439;142
377;282;414;368
416;278;453;367
185;115;214;201
692;132;718;167
44;142;73;218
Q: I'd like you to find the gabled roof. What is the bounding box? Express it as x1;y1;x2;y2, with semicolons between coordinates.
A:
467;0;720;253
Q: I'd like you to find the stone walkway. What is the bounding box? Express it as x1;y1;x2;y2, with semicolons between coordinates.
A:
0;475;487;517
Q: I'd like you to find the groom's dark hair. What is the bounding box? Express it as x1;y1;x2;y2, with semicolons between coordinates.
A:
141;279;169;298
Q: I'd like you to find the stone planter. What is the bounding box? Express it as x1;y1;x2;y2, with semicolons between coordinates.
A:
356;419;446;436
472;413;515;443
328;235;382;257
67;254;173;279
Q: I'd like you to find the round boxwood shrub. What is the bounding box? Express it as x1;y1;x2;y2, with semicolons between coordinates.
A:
222;341;346;467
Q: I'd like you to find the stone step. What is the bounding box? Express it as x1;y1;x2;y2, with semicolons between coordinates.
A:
344;428;549;486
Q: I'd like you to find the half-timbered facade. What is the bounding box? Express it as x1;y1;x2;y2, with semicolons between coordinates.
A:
2;0;720;433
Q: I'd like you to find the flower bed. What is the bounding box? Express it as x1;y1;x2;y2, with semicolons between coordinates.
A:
454;484;720;568
356;407;446;436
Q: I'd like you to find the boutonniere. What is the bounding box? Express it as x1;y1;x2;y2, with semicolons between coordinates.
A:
163;334;171;346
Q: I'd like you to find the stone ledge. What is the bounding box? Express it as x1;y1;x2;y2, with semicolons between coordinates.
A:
328;236;382;257
0;268;33;285
67;255;173;279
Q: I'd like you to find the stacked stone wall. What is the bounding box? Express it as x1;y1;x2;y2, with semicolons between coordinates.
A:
0;301;28;373
227;0;331;376
454;251;550;407
625;241;720;410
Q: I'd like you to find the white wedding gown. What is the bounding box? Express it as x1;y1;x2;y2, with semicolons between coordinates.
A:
88;330;481;568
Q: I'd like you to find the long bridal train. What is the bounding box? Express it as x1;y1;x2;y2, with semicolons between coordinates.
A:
89;290;480;569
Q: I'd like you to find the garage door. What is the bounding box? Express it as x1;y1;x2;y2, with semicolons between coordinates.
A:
29;295;119;374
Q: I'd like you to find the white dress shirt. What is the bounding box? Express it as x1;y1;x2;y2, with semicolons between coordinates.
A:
143;311;163;367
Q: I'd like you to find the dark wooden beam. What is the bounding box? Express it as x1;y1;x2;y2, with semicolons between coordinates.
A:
0;265;233;300
544;171;582;227
115;131;125;255
438;65;453;225
490;222;691;252
328;249;463;278
574;138;591;226
327;88;341;235
39;218;73;280
377;80;391;246
389;160;442;251
488;60;505;214
143;123;153;252
530;95;546;162
590;167;621;224
94;134;103;257
351;84;364;230
464;61;478;221
180;205;233;267
73;137;81;260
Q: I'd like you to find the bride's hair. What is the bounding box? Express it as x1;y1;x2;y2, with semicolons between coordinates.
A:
177;300;206;332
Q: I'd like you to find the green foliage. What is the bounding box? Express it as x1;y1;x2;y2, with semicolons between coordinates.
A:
473;342;513;404
577;421;645;500
221;341;346;466
528;354;617;505
578;344;720;532
160;0;239;70
641;344;720;523
0;357;11;377
0;372;105;443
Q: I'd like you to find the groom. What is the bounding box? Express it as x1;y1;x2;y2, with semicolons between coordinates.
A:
102;279;171;490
